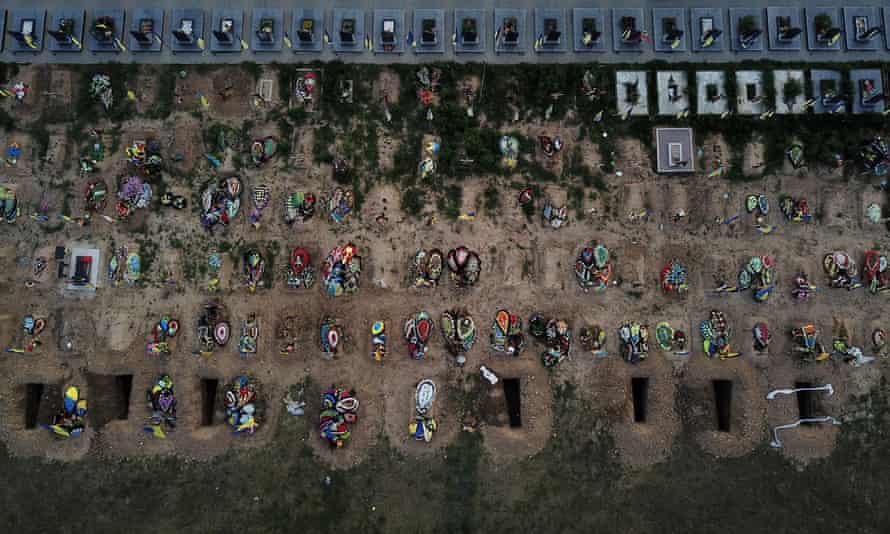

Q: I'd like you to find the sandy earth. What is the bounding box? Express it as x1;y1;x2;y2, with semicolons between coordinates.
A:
0;64;888;472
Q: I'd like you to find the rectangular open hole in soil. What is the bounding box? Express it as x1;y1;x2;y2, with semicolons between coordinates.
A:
24;383;44;429
20;383;62;430
86;373;133;427
503;378;522;428
201;378;219;426
795;381;820;423
713;379;733;432
631;377;649;423
115;375;133;420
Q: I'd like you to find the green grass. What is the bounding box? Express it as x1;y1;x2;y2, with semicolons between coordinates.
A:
4;377;890;533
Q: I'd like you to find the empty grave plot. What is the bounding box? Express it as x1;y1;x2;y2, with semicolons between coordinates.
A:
86;374;133;427
621;182;647;217
19;383;63;430
820;187;857;229
617;241;647;289
665;183;689;221
713;379;733;432
483;377;523;428
503;378;522;427
490;242;529;287
200;378;221;426
684;370;767;458
795;381;825;421
631;377;649;423
539;244;572;289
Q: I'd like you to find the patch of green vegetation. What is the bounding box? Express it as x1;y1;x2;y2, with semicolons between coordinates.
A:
0;63;20;84
61;192;73;217
483;183;501;215
40;222;64;234
146;66;178;120
240;120;255;148
390;131;422;183
25;120;51;162
739;15;758;35
568;185;585;217
4;372;890;533
525;162;559;183
0;108;13;131
135;238;159;282
582;173;608;192
782;78;803;105
762;70;777;109
287;107;309;124
401;187;426;218
437;184;462;219
273;62;294;101
109;126;122;154
364;123;379;177
262;242;278;290
564;145;596;183
240;61;263;81
313;124;336;164
276;116;294;161
441;431;484;532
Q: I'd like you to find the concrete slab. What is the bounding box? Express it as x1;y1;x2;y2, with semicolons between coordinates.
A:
690;8;725;52
844;7;882;51
250;8;283;53
767;7;803;51
806;7;843;51
534;8;567;53
210;9;244;54
572;8;607;53
851;69;885;114
810;69;843;114
169;9;204;54
454;9;486;54
494;8;527;54
612;9;646;53
291;9;323;53
736;71;766;115
7;9;45;53
656;71;688;115
729;8;764;52
774;70;805;114
652;8;687;52
332;8;365;53
616;71;649;116
128;8;163;53
373;9;405;54
655;128;694;174
412;9;444;54
47;9;85;54
86;9;125;54
696;71;729;115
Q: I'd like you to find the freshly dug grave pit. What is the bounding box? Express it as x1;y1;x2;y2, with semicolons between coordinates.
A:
796;381;822;422
200;378;220;426
503;378;522;428
86;374;133;427
713;379;733;432
482;377;524;428
20;383;62;429
631;377;649;423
